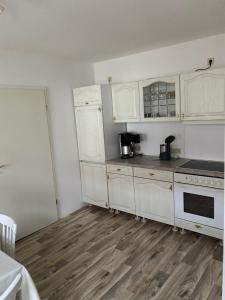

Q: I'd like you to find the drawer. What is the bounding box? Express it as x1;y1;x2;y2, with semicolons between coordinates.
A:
175;218;223;239
133;167;173;182
106;164;133;176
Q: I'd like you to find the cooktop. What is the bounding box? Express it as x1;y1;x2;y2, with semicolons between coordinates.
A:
180;160;224;173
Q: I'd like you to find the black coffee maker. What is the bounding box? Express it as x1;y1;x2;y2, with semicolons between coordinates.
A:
119;132;140;159
159;135;175;160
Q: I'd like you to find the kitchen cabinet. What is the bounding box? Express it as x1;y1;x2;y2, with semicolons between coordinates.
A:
111;82;140;122
74;85;125;164
180;68;225;121
134;177;174;225
80;162;108;208
73;85;102;107
139;75;180;122
107;173;135;214
75;105;105;163
73;84;125;210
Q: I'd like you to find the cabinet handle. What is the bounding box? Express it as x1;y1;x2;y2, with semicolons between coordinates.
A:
195;224;202;229
98;107;102;112
85;102;89;105
170;185;173;191
117;168;121;171
149;173;154;176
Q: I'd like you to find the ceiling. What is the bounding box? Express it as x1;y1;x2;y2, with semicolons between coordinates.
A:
0;0;225;62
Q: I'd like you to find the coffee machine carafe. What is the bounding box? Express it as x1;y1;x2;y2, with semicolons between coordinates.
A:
119;132;140;159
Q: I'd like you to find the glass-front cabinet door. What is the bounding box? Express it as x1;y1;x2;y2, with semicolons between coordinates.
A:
139;75;180;121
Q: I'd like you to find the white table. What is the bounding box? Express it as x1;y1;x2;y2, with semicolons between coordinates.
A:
0;251;40;300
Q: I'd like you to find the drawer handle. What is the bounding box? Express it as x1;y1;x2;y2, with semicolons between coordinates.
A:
195;225;202;229
149;173;154;176
85;102;89;105
117;168;121;171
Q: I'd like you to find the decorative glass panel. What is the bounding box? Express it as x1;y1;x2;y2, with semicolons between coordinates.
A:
143;81;176;118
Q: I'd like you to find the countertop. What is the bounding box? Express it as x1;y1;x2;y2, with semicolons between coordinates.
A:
106;155;224;178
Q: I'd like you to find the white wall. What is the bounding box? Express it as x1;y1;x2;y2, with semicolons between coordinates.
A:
0;50;94;218
94;33;225;161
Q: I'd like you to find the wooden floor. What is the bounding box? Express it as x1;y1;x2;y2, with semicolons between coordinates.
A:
16;206;223;300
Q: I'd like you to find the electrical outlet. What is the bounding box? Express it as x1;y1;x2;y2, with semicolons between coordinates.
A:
208;57;215;66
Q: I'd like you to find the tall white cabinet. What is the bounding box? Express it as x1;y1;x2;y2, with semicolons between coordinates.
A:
75;105;105;163
73;85;125;208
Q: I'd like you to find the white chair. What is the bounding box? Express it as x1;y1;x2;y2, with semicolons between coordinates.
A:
0;214;17;258
0;273;22;300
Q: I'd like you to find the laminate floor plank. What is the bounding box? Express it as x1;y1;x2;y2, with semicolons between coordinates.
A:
16;206;223;300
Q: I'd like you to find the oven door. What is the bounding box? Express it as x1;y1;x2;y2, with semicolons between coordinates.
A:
174;183;224;229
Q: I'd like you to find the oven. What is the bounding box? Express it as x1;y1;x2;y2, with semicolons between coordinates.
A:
174;173;224;229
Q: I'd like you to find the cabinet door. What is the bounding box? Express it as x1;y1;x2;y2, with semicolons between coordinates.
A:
180;68;225;121
75;106;105;163
134;177;174;225
80;162;108;208
108;173;135;214
73;85;102;106
112;82;140;122
139;75;180;122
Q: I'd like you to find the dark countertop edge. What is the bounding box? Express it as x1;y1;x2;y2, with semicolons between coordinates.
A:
106;156;224;179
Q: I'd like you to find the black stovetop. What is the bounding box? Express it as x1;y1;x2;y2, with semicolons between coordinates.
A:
180;160;224;173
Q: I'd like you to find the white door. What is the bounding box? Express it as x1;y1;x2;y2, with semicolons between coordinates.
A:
112;82;140;122
80;162;108;208
139;75;180;122
73;85;102;107
108;173;135;214
180;68;225;121
134;177;174;225
75;106;105;163
0;87;58;239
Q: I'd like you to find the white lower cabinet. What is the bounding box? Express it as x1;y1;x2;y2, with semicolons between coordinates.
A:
134;177;174;225
80;162;108;208
108;173;135;214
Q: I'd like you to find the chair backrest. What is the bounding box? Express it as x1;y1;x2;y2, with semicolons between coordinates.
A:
0;273;22;300
0;214;17;258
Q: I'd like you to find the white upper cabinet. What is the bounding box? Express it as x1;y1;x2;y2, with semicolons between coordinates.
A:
73;85;102;106
108;173;135;214
75;106;105;163
111;82;140;122
134;177;174;225
139;75;180;122
180;68;225;121
80;162;108;208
